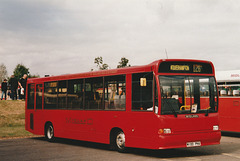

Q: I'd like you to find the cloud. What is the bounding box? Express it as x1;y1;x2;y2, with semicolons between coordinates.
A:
0;1;60;32
0;0;240;77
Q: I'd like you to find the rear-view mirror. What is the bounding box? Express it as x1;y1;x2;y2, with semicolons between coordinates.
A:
140;78;147;86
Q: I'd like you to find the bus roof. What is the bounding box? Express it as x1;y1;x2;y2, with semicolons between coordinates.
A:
27;59;214;83
216;70;240;83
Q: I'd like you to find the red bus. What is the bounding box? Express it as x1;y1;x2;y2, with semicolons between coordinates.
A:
217;70;240;132
25;59;221;152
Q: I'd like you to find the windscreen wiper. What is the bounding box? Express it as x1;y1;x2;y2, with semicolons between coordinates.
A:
165;99;178;118
205;107;210;116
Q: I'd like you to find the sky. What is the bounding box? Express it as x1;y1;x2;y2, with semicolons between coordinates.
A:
0;0;240;77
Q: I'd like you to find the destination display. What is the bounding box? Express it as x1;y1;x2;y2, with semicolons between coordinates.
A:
159;61;213;74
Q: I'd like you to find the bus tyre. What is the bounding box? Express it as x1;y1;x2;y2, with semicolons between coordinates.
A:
114;131;126;153
45;123;55;142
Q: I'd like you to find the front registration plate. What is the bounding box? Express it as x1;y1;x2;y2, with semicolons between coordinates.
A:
186;141;201;147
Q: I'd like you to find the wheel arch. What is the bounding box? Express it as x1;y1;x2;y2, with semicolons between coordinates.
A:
109;127;124;145
44;121;53;132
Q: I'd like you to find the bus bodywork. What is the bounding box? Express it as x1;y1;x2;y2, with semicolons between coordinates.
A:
216;70;240;132
26;59;221;150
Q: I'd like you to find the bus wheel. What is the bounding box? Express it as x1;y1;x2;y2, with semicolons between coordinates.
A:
115;131;126;152
45;123;54;142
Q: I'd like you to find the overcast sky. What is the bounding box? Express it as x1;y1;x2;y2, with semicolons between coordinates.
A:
0;0;240;77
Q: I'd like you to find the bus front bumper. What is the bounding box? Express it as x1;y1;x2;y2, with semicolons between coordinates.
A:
157;131;221;149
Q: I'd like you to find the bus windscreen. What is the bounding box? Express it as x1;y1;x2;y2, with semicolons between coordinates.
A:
159;76;218;115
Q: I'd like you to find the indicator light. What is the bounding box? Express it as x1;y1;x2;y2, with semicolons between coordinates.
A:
158;128;172;134
213;125;219;131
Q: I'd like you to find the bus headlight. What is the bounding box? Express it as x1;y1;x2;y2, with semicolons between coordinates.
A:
158;128;172;134
213;125;219;131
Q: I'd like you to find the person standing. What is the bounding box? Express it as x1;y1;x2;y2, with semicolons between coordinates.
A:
1;79;8;100
19;74;28;100
8;75;18;100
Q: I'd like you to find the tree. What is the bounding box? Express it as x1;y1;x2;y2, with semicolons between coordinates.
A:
13;64;29;80
29;74;40;78
94;56;109;70
117;57;131;68
0;63;8;83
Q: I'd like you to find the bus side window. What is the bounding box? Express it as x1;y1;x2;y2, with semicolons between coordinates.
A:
44;82;58;109
233;89;240;96
58;81;67;109
132;72;153;111
67;79;83;109
36;84;43;109
85;77;103;110
27;84;35;109
104;75;126;110
218;86;240;97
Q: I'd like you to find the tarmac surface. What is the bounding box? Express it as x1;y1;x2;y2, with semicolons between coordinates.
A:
1;132;240;161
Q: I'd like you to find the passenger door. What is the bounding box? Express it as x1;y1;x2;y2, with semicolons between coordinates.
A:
34;84;44;134
27;84;35;131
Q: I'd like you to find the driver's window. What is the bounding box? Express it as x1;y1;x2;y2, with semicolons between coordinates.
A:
132;72;153;111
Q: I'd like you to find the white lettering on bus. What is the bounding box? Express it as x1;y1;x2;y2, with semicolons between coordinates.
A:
231;74;240;77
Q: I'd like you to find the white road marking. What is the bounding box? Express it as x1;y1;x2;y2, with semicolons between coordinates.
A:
222;153;240;159
186;157;202;161
159;158;201;161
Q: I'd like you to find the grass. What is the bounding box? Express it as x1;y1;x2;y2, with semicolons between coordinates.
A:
0;100;34;139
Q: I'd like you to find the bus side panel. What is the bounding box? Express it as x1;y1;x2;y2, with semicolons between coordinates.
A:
44;110;113;144
25;110;45;136
91;111;130;144
91;111;160;149
52;111;148;146
27;109;220;150
25;110;32;133
26;109;121;145
59;110;104;143
34;110;160;149
123;112;160;149
34;110;45;135
219;97;240;132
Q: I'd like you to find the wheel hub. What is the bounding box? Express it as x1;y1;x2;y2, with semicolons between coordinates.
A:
116;132;125;149
47;126;53;139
